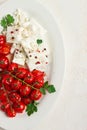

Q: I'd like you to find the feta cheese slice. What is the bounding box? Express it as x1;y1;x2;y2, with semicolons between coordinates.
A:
25;51;49;71
12;44;26;65
6;26;23;44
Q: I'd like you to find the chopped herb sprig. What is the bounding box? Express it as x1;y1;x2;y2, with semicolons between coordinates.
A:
26;101;38;116
37;39;43;45
0;14;14;29
40;81;56;95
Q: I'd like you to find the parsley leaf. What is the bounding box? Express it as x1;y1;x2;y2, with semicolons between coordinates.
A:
40;81;56;94
40;87;46;95
6;14;14;25
37;39;43;45
43;81;49;89
1;18;7;29
0;14;14;29
46;85;56;93
26;101;38;116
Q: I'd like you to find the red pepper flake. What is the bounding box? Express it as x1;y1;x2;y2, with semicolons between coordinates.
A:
35;61;40;65
11;31;14;34
46;62;48;64
37;49;40;53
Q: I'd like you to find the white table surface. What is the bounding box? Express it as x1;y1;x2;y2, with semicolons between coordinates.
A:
0;0;87;130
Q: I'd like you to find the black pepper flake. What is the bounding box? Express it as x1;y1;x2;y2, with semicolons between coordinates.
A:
35;56;37;59
26;55;28;58
28;51;31;53
11;37;15;40
46;55;48;58
44;48;46;51
29;55;32;57
15;29;18;31
19;50;22;53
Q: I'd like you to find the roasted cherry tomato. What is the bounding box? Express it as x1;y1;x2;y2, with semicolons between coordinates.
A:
0;89;7;102
4;85;11;91
2;74;13;86
1;101;10;112
22;97;32;105
0;44;11;55
11;79;22;91
34;77;44;89
13;102;25;113
20;85;31;96
16;67;28;79
8;62;18;74
30;90;42;100
32;69;45;78
6;106;16;117
24;72;34;84
9;92;21;103
0;56;9;69
0;35;6;46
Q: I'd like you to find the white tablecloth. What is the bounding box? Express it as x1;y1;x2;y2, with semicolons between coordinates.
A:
34;0;87;130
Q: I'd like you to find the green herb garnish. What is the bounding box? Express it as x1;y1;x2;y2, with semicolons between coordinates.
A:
26;101;38;116
0;14;14;29
37;39;43;45
40;81;56;95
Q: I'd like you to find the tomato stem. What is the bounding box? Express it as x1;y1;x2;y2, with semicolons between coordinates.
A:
9;72;38;90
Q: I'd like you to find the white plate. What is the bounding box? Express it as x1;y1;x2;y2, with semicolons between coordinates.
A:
0;0;65;130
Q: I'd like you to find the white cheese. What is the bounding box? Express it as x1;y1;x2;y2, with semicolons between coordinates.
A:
6;9;50;74
26;51;49;71
12;44;26;65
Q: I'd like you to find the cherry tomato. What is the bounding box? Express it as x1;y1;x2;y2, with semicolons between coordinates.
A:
0;56;9;69
22;97;32;105
4;85;11;91
6;106;16;117
9;92;21;103
0;35;6;46
11;79;22;91
16;67;28;79
34;77;44;89
32;69;45;78
0;89;7;101
1;101;10;112
0;44;11;55
0;83;2;89
30;90;42;100
20;85;31;96
2;74;13;86
13;102;25;113
8;62;18;74
24;72;34;84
